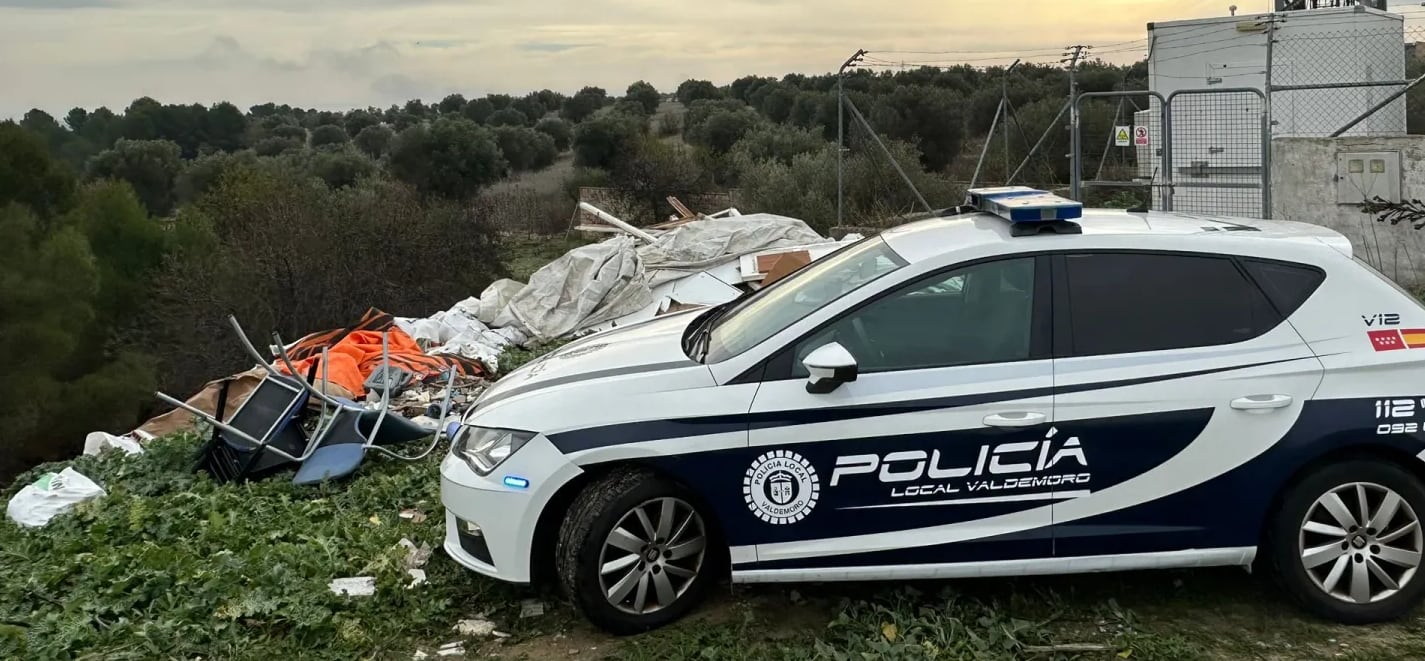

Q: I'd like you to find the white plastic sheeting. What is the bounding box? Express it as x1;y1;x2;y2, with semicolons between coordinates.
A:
639;214;825;286
502;236;655;341
396;214;837;367
395;301;529;373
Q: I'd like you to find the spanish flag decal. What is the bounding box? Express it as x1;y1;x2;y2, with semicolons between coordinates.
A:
1401;329;1425;349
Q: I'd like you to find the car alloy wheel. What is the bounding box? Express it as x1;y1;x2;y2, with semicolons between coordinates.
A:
598;497;707;615
1299;481;1423;604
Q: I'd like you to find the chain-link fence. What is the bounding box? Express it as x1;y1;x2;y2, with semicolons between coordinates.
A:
1269;24;1417;137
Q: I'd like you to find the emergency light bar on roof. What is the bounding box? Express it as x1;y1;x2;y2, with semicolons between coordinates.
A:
966;187;1083;236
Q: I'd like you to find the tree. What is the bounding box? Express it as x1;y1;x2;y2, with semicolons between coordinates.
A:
204;102;248;152
388;118;506;199
143;170;503;401
0;122;77;217
752;82;797;124
610;136;710;223
85;139;182;216
532;89;566;115
344;109;381;137
560;86;609;123
354;124;396;158
676;79;721;105
492;126;558;173
270;125;307;141
534;117;573;152
485;94;514;110
60;181;167;335
307;148;378;188
176;149;260;204
512;94;547;122
571;112;645;170
729;124;825;168
438;93;468;115
487;107;529;127
867;85;967;171
685;105;764;154
403;99;429;117
310;124;349;148
253;136;302;157
65;107;90;133
462;98;495;124
730;75;774;103
625;81;661;115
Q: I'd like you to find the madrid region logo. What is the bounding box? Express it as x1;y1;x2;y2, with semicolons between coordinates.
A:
743;450;820;524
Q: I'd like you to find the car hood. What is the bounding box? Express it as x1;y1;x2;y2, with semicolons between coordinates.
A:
467;309;714;422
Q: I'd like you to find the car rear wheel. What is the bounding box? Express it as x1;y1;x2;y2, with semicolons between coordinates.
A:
556;468;717;634
1270;459;1425;623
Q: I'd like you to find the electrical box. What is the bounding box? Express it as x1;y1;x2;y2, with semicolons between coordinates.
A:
1336;151;1402;204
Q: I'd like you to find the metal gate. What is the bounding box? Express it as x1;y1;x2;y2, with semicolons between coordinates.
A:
1073;87;1270;219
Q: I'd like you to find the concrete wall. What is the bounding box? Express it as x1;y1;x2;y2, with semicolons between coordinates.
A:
1272;136;1425;285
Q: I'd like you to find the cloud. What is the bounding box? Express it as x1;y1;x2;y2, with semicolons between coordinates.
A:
516;41;596;53
0;0;113;7
1;0;1222;119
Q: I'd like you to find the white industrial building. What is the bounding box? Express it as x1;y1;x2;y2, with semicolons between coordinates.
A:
1134;1;1407;216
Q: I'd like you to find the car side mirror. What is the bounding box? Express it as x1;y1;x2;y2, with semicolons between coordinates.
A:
803;342;858;394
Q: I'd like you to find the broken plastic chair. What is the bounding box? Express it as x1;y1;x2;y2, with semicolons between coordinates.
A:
154;315;455;485
267;322;455;486
157;320;332;482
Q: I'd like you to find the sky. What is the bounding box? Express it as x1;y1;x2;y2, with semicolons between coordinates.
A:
0;0;1376;119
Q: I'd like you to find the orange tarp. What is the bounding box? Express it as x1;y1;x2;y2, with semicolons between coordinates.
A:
277;308;482;398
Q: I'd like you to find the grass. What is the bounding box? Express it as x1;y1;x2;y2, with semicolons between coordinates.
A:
6;338;1425;660
503;233;592;283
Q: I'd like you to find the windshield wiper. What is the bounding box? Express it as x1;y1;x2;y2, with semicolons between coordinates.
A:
688;302;734;362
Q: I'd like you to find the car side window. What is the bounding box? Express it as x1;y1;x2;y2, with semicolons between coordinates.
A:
1063;252;1280;357
789;257;1036;377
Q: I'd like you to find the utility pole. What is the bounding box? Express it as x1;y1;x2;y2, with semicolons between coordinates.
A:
1003;59;1020;184
1064;44;1090;201
836;49;867;229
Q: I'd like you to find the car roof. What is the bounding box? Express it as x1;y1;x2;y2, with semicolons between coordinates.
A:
879;208;1354;265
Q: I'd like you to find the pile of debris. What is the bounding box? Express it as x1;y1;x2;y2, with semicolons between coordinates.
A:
10;199;858;510
393;198;861;369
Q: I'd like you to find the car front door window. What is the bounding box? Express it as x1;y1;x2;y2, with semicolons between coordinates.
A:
792;257;1037;377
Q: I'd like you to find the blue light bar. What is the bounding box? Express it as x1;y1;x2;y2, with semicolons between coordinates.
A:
503;475;530;489
966;187;1083;222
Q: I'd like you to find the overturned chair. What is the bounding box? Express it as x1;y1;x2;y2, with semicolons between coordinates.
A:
155;316;456;485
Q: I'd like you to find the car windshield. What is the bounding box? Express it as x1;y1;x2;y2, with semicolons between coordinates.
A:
702;237;906;363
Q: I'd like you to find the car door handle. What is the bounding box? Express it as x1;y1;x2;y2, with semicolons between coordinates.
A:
1231;394;1294;412
983;412;1047;428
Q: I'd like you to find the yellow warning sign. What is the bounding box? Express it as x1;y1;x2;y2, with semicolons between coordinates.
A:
1114;126;1131;147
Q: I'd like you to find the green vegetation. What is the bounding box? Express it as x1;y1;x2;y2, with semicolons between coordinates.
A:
0;436;520;661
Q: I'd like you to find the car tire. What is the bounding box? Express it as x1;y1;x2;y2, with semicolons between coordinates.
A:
555;467;718;634
1269;459;1425;623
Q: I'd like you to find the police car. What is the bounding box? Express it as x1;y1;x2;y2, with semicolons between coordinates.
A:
441;188;1425;633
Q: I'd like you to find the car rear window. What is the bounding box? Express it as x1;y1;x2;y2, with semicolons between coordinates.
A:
1241;259;1325;318
1063;252;1281;357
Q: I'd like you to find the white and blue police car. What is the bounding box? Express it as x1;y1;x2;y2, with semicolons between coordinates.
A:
441;188;1425;633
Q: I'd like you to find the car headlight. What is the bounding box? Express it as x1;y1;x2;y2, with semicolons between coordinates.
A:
450;426;536;475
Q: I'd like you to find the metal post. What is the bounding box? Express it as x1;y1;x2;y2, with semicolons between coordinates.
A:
1263;13;1276;218
836;49;866;228
1065;45;1088;201
1330;72;1425;137
968;98;1003;189
842;96;933;213
1003;60;1020;184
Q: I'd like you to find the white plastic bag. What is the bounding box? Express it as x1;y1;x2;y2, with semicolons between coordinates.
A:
82;432;145;457
6;468;107;528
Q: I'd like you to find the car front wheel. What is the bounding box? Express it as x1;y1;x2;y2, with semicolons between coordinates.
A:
1270;459;1425;623
556;468;717;634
